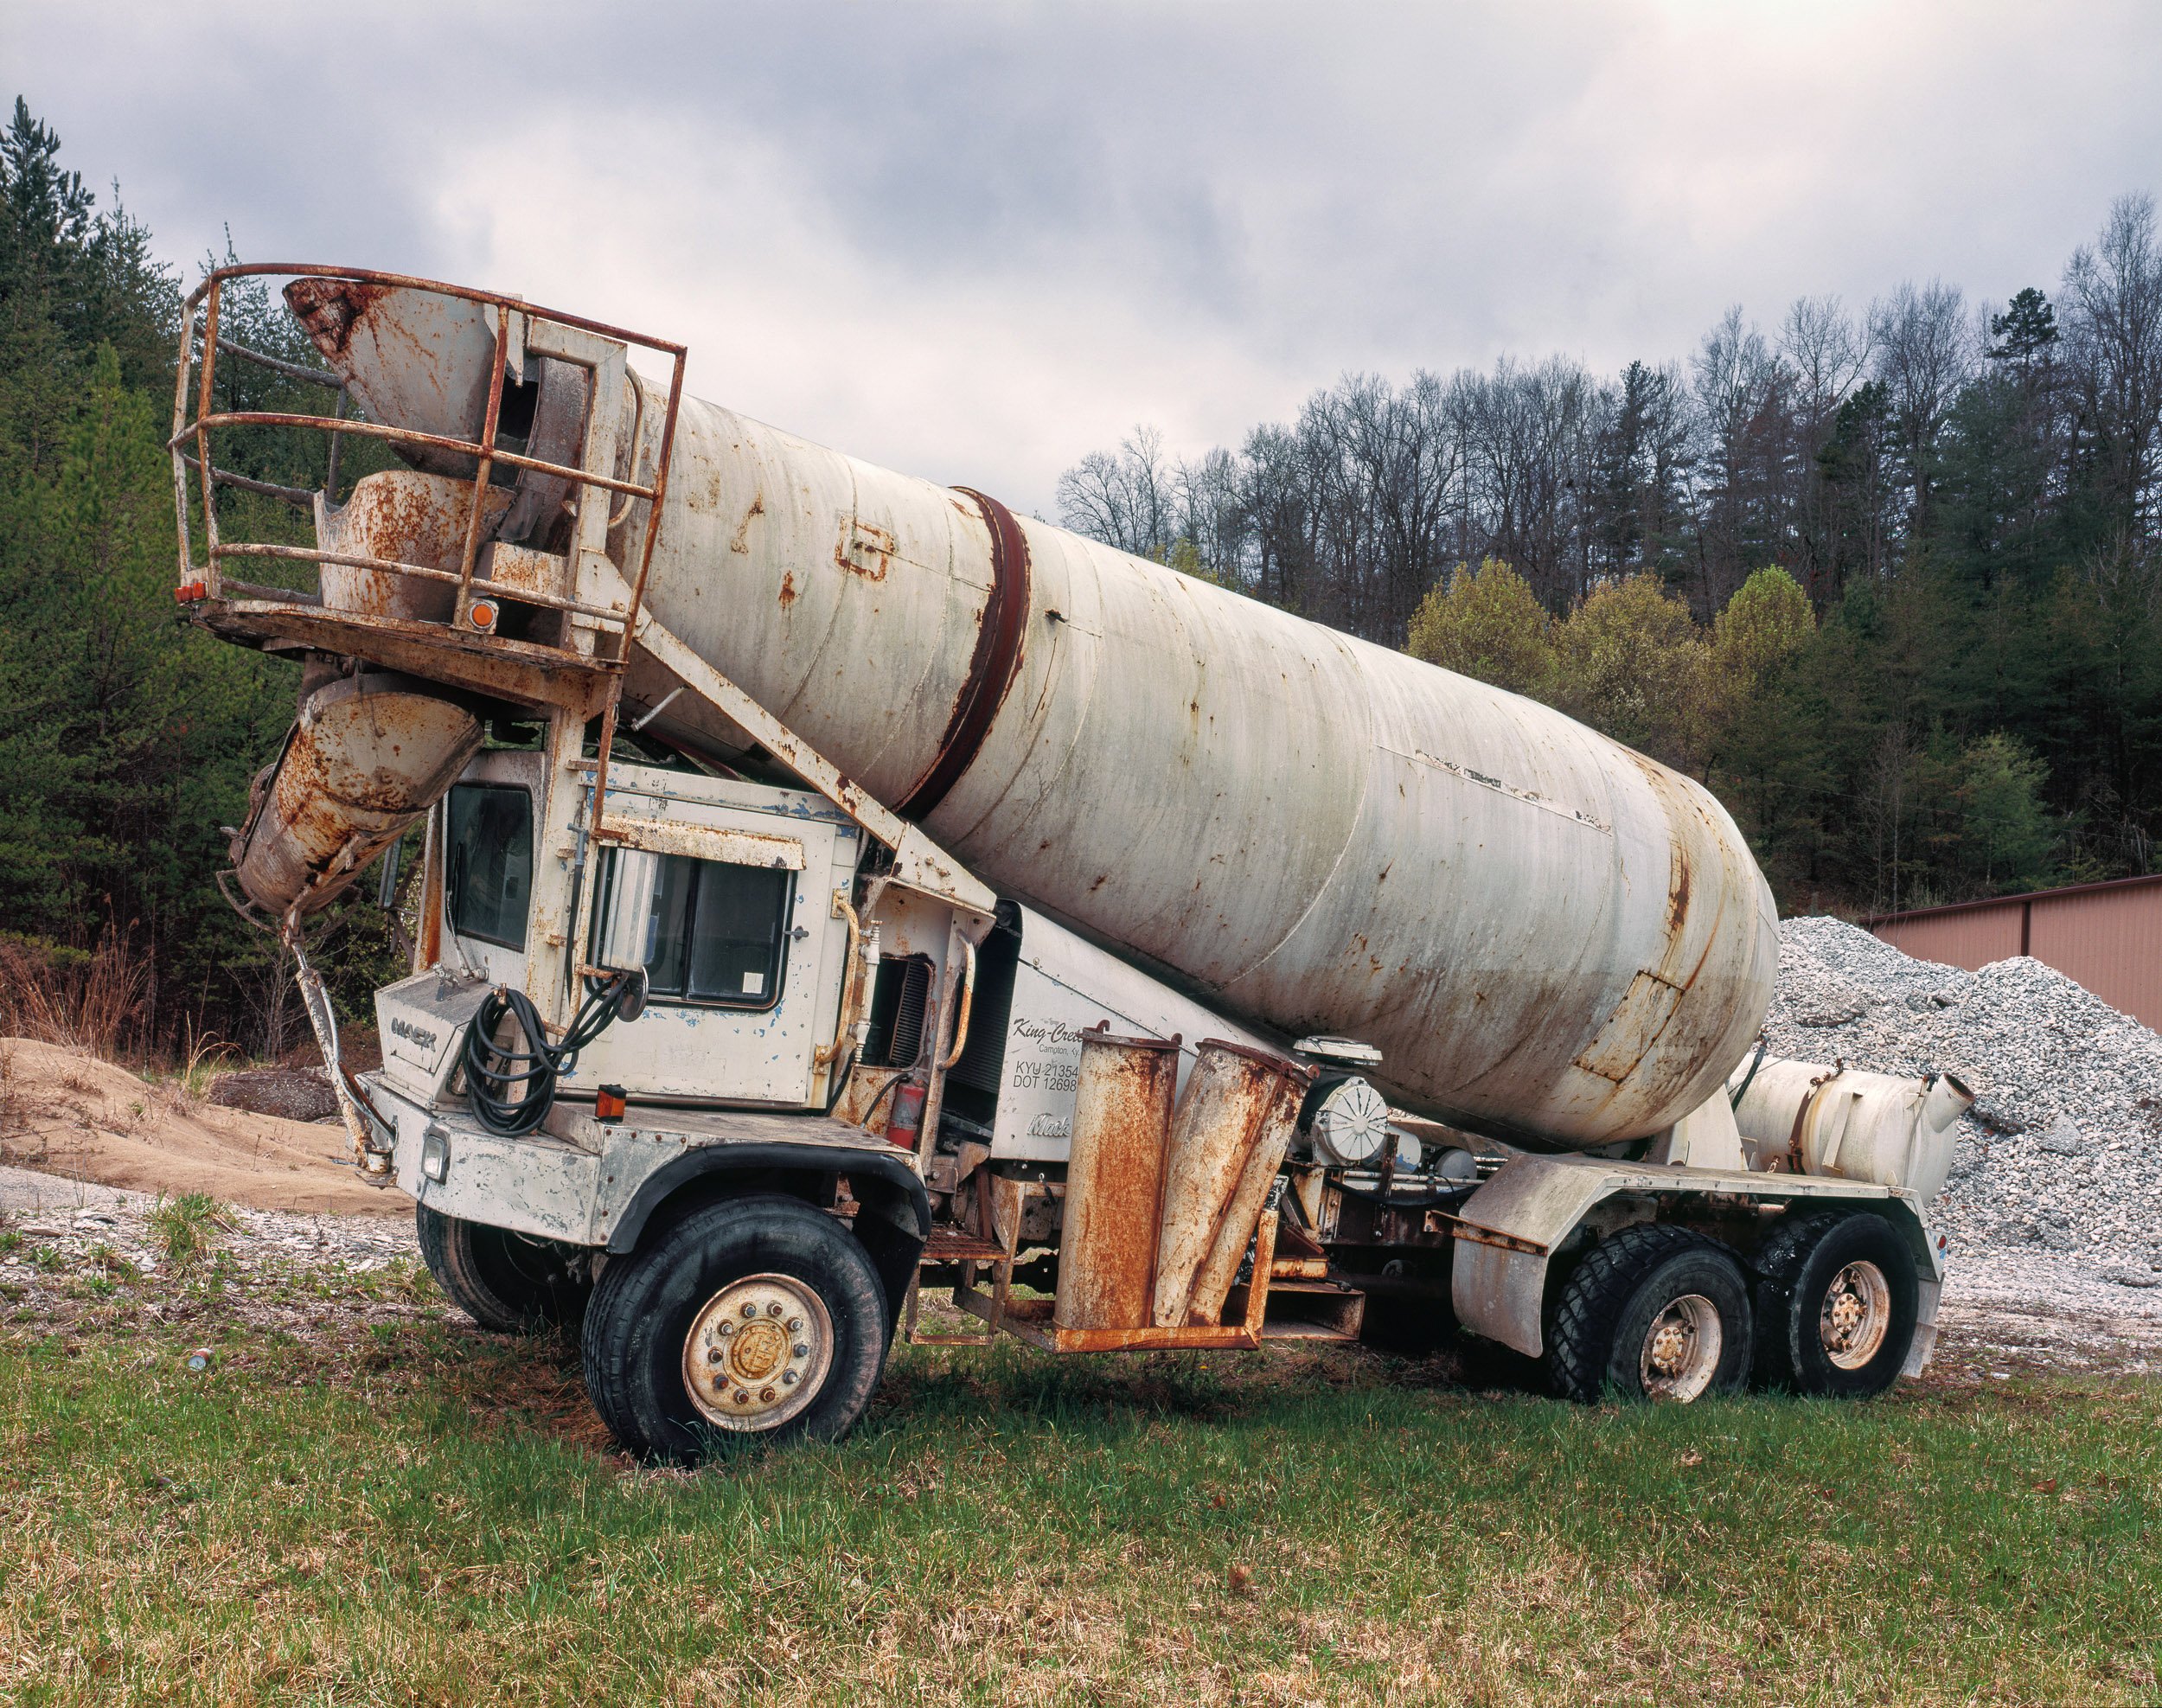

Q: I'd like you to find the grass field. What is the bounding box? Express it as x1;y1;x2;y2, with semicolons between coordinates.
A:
2;1254;2160;1705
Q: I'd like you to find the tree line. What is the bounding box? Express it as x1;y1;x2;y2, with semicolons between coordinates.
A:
1058;200;2162;916
0;88;2153;1057
0;98;393;1060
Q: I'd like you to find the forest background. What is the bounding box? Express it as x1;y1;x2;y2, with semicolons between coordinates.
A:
3;96;2159;1059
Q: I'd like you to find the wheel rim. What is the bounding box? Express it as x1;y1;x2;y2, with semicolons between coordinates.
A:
1637;1292;1724;1401
682;1273;834;1432
1819;1259;1891;1370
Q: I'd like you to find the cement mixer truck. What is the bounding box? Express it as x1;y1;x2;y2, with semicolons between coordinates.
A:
170;265;1973;1461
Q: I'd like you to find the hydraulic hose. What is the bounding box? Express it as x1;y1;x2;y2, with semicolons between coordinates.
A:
463;973;636;1136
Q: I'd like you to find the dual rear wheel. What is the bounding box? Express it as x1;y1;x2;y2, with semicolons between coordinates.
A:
1547;1212;1919;1404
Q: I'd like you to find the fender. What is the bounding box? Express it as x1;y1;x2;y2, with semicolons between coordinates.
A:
604;1139;930;1255
1449;1151;1941;1369
603;1138;930;1344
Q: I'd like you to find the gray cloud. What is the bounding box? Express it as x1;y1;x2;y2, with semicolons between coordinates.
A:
14;0;2162;510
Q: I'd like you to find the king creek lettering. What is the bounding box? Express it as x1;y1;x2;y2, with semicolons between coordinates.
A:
1012;1017;1084;1048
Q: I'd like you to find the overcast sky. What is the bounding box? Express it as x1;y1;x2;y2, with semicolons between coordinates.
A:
14;1;2162;512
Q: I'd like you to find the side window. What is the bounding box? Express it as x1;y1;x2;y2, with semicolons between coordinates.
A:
446;784;533;950
597;848;793;1010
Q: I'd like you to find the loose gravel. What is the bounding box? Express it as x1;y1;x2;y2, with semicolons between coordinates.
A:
1768;917;2162;1277
0;1163;434;1344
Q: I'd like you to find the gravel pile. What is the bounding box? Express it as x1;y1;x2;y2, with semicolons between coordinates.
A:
1768;917;2162;1270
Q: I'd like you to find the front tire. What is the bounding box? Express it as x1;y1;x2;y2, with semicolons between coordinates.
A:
582;1193;889;1464
415;1202;592;1333
1752;1212;1918;1398
1548;1224;1754;1404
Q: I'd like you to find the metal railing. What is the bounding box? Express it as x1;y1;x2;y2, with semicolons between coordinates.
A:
168;263;688;665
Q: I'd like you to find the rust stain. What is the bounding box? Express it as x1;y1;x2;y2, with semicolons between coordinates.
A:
728;493;764;555
283;278;392;361
894;488;1032;821
836;516;896;580
777;571;797;610
1055;1028;1180;1332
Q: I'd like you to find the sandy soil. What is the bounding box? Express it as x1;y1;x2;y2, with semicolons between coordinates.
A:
0;1037;403;1219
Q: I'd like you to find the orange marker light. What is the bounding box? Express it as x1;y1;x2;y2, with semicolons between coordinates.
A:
595;1084;628;1123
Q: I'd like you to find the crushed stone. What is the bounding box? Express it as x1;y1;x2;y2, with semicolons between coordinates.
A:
1769;916;2162;1262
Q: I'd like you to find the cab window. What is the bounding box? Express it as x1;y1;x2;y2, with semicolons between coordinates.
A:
446;784;532;950
598;848;792;1010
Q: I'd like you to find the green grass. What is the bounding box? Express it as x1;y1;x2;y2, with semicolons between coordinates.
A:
145;1193;223;1268
1;1313;2158;1706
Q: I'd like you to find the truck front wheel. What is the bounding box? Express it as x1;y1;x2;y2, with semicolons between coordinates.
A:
1751;1212;1918;1398
415;1202;593;1333
582;1193;889;1464
1547;1225;1754;1404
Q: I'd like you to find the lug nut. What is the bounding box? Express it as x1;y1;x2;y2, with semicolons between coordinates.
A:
766;1302;784;1317
733;1389;750;1404
760;1386;776;1403
740;1302;757;1319
793;1343;809;1359
786;1317;803;1334
782;1370;798;1386
707;1347;725;1365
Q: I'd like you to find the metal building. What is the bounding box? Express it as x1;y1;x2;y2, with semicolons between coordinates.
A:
1869;874;2162;1032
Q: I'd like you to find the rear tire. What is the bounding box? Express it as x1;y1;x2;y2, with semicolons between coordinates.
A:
1548;1224;1754;1404
1752;1211;1917;1398
415;1201;592;1333
582;1193;889;1464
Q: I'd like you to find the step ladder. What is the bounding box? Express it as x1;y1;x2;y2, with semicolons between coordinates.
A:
904;1175;1020;1347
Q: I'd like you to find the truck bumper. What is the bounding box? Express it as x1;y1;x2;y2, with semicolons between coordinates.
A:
373;1076;924;1251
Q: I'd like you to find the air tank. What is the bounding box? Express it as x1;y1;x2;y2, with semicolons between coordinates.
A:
291;284;1779;1148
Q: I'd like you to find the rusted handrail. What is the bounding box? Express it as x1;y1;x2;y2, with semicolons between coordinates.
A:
180;262;689;362
214;542;630;624
176;451;317;509
212;334;344;390
170;263;688;691
165;412;658;502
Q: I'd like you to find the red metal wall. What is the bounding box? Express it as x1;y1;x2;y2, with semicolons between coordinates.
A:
2026;886;2162;1033
1871;877;2162;1033
1873;906;2022;972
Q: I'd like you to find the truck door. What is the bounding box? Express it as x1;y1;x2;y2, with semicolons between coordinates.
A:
567;803;854;1106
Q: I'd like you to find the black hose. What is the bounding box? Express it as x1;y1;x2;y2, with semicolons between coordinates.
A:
1730;1034;1769;1111
463;973;636;1136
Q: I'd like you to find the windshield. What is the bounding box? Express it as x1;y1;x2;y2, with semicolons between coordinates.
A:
446;784;533;950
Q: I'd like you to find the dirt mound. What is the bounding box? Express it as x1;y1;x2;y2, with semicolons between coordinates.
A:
208;1065;338;1123
0;1037;403;1218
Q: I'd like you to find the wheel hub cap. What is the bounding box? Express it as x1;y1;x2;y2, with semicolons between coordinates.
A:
1638;1293;1723;1402
1820;1260;1891;1370
683;1273;832;1431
